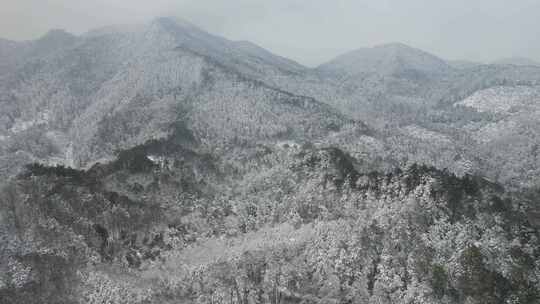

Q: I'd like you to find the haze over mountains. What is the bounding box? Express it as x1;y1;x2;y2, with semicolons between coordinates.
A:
1;17;540;304
493;57;540;67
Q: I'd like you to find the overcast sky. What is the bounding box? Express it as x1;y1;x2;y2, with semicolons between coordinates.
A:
2;0;540;66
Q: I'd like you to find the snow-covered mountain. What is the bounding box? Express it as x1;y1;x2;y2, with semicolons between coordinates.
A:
2;17;540;304
453;85;540;186
0;17;353;178
317;42;451;77
3;18;540;189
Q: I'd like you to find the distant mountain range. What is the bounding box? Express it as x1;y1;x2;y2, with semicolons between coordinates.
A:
1;17;540;304
493;56;540;67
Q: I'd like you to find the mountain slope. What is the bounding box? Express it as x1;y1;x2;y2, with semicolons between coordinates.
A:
1;144;538;304
446;60;483;69
0;17;353;179
453;85;540;187
312;43;540;189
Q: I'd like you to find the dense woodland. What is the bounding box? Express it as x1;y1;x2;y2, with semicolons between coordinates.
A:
1;139;539;303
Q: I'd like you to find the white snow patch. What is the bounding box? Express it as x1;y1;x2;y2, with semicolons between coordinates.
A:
147;154;174;170
44;144;76;168
455;86;540;114
276;141;301;150
402;125;452;144
10;111;51;133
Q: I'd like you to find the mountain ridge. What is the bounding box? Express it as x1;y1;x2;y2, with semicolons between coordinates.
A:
493;56;540;67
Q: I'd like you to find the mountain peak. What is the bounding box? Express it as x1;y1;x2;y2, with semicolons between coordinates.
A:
39;28;75;41
151;16;201;32
29;28;77;55
318;42;450;76
373;42;414;50
146;17;306;75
